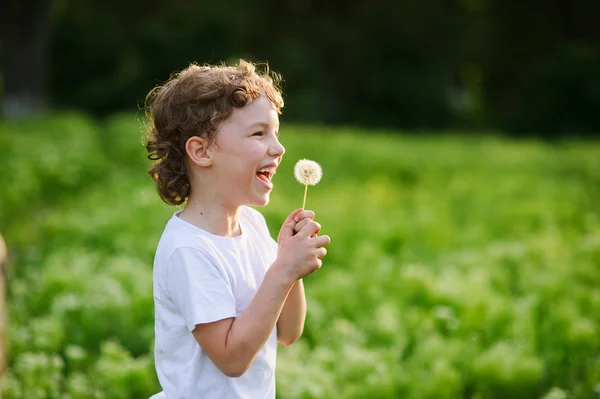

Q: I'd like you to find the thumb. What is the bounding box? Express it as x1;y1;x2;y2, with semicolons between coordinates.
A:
278;208;303;241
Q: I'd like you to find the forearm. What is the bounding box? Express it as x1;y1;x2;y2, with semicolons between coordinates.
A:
277;279;306;345
225;263;294;375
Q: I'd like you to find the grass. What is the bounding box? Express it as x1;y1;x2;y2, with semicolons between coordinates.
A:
0;112;599;398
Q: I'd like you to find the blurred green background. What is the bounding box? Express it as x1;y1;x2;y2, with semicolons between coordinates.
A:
3;0;600;135
1;1;599;398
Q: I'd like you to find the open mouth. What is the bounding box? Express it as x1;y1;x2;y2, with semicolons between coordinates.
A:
256;170;273;184
256;165;276;187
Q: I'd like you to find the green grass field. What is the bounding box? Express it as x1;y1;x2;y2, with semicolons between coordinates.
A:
1;113;599;398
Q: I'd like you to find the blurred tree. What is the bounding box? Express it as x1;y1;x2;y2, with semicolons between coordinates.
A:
2;0;598;135
0;0;53;119
481;0;600;135
0;233;5;378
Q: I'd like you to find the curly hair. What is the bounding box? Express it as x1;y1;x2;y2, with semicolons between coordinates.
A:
144;59;284;206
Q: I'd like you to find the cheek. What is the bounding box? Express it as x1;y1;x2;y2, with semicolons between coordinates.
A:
242;143;266;162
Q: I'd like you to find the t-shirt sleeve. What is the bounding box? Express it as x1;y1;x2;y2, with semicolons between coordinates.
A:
166;246;237;331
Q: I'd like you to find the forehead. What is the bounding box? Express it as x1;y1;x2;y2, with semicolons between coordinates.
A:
228;95;279;127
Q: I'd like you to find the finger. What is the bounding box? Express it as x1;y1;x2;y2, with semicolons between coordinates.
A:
298;221;321;238
293;218;312;234
315;247;327;259
279;209;304;240
313;235;331;248
303;258;322;277
296;218;321;236
294;210;315;223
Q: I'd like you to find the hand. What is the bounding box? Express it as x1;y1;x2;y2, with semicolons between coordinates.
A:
276;209;331;281
292;209;320;237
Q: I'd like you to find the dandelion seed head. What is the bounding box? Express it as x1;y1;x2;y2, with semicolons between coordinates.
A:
294;159;322;186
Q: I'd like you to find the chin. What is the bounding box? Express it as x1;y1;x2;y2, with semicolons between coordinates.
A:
251;194;270;207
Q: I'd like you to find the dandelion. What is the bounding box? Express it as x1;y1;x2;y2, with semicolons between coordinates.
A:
294;159;322;209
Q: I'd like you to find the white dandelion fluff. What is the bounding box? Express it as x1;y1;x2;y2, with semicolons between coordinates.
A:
294;159;322;209
294;159;322;186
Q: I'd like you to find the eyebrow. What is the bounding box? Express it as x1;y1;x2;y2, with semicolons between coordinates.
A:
249;121;280;135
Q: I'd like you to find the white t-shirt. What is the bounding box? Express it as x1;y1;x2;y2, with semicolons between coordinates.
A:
152;206;279;399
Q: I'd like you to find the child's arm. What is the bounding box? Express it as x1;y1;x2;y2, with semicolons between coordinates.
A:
276;279;307;345
192;263;298;377
275;209;320;345
192;210;329;378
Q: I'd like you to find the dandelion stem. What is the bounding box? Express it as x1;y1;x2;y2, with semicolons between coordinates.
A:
302;184;308;210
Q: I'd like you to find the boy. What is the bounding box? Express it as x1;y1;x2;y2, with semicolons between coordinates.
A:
145;60;330;398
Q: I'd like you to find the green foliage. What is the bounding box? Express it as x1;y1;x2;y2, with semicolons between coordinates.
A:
1;114;600;398
42;0;600;135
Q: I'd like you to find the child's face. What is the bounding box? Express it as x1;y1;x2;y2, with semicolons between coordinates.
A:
209;95;285;208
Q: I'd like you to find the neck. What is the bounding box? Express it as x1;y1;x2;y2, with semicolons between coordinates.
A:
179;190;242;238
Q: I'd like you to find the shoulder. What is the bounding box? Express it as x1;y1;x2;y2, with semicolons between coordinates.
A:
155;214;218;264
157;229;227;285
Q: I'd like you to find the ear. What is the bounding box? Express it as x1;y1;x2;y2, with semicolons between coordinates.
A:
185;136;213;167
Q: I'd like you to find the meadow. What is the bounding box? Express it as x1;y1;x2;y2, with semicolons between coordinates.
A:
0;113;599;398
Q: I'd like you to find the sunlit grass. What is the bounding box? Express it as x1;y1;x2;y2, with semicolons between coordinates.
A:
1;113;599;398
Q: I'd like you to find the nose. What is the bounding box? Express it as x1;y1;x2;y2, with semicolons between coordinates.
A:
268;137;285;158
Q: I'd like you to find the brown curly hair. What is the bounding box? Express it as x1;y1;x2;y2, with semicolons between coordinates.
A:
144;59;284;206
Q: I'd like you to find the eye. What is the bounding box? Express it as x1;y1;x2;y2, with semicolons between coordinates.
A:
252;131;264;137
